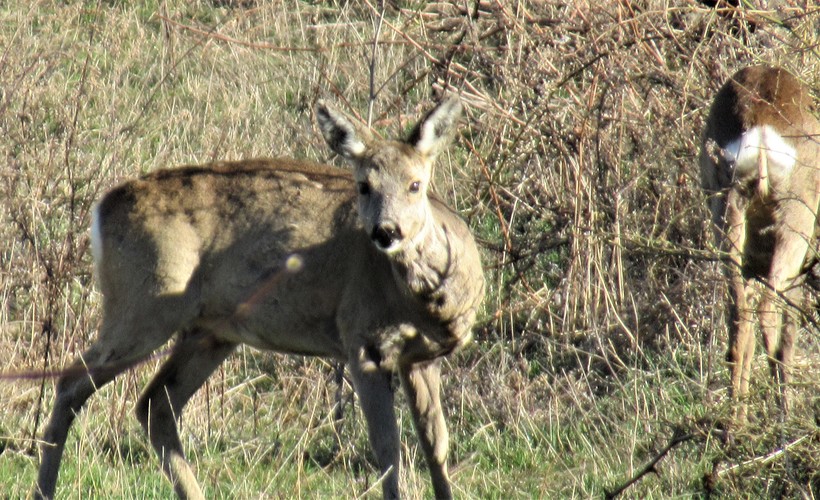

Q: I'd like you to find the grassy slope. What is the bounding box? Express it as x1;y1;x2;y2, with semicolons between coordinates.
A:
1;1;818;498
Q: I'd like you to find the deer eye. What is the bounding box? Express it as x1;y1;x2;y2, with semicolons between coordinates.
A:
357;182;371;195
409;181;421;193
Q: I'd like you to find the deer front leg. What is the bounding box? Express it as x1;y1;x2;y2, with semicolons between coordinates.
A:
348;349;400;499
400;359;452;500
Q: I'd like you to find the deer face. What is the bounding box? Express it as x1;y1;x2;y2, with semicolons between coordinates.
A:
316;97;461;255
351;143;432;253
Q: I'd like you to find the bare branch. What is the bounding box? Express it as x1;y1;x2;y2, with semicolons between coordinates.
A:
605;432;697;499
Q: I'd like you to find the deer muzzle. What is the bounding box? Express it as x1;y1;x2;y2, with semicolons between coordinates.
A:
371;222;403;251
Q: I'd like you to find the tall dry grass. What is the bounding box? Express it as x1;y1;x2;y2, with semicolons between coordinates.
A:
1;0;818;497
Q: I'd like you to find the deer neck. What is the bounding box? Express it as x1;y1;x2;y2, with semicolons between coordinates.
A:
389;206;477;331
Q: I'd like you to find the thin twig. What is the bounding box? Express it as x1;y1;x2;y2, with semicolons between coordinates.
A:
2;345;174;382
464;137;536;295
717;434;812;477
605;432;697;499
155;13;449;53
367;0;386;127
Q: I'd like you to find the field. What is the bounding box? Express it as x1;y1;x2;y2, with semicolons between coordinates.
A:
1;1;819;498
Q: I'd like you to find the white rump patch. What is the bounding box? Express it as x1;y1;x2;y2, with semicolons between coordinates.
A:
724;125;797;176
90;203;104;276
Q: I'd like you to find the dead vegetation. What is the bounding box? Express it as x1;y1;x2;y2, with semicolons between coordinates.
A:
1;0;819;497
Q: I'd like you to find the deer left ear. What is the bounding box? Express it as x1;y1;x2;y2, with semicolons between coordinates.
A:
316;100;371;159
406;95;462;160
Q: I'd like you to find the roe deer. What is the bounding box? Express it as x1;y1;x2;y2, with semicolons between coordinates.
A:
35;96;484;499
700;65;820;421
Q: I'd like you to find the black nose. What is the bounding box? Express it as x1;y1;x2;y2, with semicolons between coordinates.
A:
371;223;402;249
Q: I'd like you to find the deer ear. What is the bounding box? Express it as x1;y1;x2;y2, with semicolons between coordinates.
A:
406;95;462;159
316;100;371;159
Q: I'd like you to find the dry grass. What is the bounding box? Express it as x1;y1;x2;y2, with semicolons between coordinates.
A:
1;0;819;498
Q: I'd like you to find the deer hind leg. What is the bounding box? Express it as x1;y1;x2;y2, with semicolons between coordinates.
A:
35;343;125;499
135;330;236;500
758;223;810;416
723;190;755;421
758;288;798;417
348;349;400;499
400;359;451;500
775;287;799;414
727;277;756;414
35;296;191;500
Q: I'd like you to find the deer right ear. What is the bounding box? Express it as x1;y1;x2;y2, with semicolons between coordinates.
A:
316;100;369;159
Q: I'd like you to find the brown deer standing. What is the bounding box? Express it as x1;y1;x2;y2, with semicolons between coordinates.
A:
35;96;484;499
700;65;820;421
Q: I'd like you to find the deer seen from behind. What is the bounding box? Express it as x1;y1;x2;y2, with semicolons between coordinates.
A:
35;96;484;499
700;65;820;422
